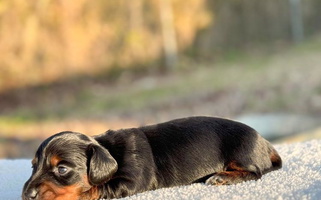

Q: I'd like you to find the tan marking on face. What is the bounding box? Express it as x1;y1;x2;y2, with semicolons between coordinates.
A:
50;155;61;167
37;174;99;200
39;181;82;200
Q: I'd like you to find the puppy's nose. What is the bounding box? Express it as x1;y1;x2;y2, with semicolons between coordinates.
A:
24;188;38;200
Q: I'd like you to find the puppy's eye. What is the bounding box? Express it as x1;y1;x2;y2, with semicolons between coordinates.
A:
57;166;68;175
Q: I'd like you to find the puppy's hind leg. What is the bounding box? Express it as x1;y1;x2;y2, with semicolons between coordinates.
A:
205;162;262;185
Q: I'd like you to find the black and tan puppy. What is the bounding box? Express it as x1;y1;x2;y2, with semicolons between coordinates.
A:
23;116;282;200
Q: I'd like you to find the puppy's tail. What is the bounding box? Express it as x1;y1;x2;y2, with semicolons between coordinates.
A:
270;147;282;170
263;146;282;175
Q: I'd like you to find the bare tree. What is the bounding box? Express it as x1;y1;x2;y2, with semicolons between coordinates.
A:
159;0;178;71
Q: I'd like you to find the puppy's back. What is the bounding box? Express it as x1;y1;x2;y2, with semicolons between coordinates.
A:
139;116;281;186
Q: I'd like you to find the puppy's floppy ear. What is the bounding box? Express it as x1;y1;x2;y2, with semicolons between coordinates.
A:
87;144;118;185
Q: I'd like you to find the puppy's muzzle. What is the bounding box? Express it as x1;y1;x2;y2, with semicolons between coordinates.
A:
23;187;38;200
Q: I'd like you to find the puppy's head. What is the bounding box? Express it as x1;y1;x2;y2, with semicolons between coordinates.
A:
22;131;118;200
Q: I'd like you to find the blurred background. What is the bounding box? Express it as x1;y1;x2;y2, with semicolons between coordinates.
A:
0;0;321;158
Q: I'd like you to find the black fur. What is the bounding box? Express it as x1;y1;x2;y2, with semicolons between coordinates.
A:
22;116;282;200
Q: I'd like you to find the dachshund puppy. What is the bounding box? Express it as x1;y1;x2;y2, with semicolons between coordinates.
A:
22;116;282;200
